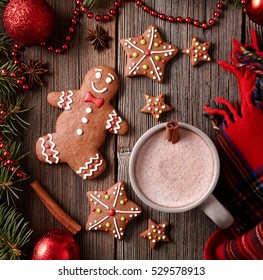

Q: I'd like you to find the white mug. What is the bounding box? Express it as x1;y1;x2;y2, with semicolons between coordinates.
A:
129;122;234;229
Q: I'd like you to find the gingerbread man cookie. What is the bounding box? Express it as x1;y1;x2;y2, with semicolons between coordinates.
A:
36;65;128;180
120;24;178;82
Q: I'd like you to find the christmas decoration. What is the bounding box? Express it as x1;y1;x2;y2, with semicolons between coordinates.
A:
0;34;48;205
141;93;173;122
133;0;225;28
0;60;29;204
82;0;99;9
30;180;82;235
232;0;242;7
0;203;32;260
3;0;55;46
242;0;263;25
140;219;170;249
30;229;80;260
86;181;142;240
182;37;212;67
21;59;48;88
203;30;263;259
1;0;227;56
86;25;110;50
120;24;179;83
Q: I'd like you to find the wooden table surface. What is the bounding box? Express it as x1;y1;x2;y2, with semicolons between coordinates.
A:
17;0;263;260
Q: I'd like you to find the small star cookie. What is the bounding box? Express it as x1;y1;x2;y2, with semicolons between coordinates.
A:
120;24;178;82
86;181;142;240
140;219;170;249
141;93;173;122
182;37;212;67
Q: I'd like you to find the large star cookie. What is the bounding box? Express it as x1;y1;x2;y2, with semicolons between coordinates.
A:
140;219;170;249
86;181;142;240
141;93;173;122
120;24;178;82
182;37;212;67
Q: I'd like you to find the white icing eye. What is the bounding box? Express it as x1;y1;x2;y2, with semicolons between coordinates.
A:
105;77;112;84
95;72;102;79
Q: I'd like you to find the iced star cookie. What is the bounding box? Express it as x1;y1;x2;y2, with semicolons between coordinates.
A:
140;219;170;249
120;24;178;82
141;93;173;122
182;37;212;67
36;65;128;180
86;181;142;240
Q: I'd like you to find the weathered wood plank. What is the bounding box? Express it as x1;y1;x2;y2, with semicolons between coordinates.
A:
12;0;245;260
116;0;242;260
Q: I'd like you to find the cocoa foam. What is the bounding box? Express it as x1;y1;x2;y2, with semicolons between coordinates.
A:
135;128;214;208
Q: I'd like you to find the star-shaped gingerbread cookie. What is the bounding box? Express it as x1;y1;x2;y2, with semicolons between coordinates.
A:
86;181;142;240
120;24;178;82
140;219;170;249
141;93;173;122
182;37;212;67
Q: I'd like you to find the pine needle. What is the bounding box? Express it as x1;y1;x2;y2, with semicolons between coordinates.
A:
83;0;99;9
0;203;32;260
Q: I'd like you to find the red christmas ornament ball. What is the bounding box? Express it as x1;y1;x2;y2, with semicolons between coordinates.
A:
30;229;80;260
3;0;55;46
245;0;263;25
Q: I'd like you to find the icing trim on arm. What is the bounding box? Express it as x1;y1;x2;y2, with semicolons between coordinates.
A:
57;90;73;110
106;110;122;134
39;133;60;164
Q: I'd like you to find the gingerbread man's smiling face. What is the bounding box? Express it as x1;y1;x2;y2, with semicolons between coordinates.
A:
82;65;119;103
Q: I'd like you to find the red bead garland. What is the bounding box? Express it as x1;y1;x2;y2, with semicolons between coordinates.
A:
37;0;226;54
134;0;226;29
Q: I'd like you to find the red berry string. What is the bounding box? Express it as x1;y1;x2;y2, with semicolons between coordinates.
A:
9;44;30;91
38;0;122;54
133;0;226;29
38;0;226;55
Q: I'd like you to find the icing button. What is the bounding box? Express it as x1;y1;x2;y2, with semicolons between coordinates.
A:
81;117;88;124
86;107;93;114
76;128;83;136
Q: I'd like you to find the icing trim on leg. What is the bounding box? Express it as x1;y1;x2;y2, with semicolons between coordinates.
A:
39;133;60;164
76;154;103;179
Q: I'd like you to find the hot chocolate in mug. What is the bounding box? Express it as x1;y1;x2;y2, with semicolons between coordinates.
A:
129;122;234;229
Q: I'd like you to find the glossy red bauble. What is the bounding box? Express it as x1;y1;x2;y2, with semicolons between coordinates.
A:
245;0;263;25
30;229;80;260
3;0;55;46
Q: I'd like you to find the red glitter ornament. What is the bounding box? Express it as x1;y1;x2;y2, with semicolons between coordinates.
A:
244;0;263;25
30;229;80;260
3;0;55;46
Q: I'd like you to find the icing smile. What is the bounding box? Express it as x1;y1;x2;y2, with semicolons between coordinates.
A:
91;82;107;93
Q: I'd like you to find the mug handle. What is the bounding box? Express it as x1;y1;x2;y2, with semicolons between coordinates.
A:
200;194;234;229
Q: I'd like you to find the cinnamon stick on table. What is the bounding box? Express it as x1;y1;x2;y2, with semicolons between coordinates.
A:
30;180;82;235
166;120;180;144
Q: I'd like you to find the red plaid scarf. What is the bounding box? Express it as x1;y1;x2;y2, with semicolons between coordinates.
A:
203;30;263;260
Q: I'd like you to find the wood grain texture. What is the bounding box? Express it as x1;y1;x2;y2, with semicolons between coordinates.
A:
10;0;262;260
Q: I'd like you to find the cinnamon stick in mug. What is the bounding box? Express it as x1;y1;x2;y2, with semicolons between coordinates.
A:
166;120;179;144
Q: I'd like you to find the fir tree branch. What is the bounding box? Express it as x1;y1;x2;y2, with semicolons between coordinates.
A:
83;0;99;9
0;61;18;101
0;32;12;58
0;0;8;17
0;142;29;205
232;0;242;7
1;95;30;139
0;203;32;260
